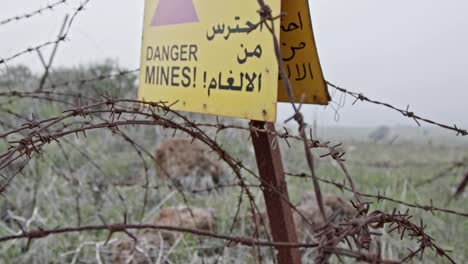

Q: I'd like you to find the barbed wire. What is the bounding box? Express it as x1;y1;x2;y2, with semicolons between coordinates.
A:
0;222;320;249
0;95;460;263
327;81;468;136
5;68;466;143
0;1;466;263
6;67;466;141
287;172;468;218
0;0;68;26
415;157;467;187
1;97;466;220
0;0;90;66
0;210;453;263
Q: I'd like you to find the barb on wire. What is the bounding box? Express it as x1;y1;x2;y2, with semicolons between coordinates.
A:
0;0;68;26
327;81;468;136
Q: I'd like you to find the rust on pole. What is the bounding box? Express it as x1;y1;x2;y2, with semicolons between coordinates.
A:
250;121;302;264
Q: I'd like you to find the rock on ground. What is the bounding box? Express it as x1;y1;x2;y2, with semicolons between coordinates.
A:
154;139;224;190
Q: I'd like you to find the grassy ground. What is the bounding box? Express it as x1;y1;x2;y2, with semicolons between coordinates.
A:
0;120;466;263
0;65;467;263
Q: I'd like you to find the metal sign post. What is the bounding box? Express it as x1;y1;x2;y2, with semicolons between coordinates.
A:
251;121;302;264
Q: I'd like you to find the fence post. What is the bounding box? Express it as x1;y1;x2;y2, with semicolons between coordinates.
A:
250;121;302;264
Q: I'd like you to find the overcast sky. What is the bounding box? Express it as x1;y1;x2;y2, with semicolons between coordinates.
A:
1;0;467;129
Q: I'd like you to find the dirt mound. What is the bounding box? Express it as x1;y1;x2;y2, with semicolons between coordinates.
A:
154;139;224;189
109;206;216;263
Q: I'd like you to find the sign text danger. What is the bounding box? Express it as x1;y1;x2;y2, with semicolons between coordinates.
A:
144;44;198;88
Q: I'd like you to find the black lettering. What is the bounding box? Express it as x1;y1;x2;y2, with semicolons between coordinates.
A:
155;65;160;84
170;46;179;61
154;47;161;61
192;67;196;87
308;62;314;79
258;73;262;92
180;45;188;61
181;67;191;87
189;45;198;61
171;66;180;86
146;47;153;61
147;45;200;62
295;63;307;81
160;66;170;85
145;66;155;84
162;46;170;61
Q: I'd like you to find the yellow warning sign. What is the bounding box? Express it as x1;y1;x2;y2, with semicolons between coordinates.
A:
138;0;328;122
278;1;330;104
139;0;281;122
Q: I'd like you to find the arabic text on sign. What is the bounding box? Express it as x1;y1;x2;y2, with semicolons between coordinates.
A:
204;71;262;96
237;44;263;64
281;12;303;33
206;17;260;41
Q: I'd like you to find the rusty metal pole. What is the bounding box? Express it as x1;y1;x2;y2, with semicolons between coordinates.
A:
250;121;302;264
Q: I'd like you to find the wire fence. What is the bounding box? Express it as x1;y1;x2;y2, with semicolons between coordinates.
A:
0;1;466;264
0;0;69;26
327;81;468;136
0;0;89;65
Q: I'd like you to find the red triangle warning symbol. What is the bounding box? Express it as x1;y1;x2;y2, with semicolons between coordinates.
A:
151;0;199;27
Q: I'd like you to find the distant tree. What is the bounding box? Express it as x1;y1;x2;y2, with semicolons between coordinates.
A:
0;65;36;89
369;126;391;143
48;59;138;97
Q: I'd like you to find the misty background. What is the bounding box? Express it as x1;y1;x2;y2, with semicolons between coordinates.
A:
1;0;467;129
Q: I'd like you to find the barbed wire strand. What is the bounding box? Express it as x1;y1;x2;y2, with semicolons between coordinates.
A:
0;0;91;66
0;0;68;26
327;81;468;136
0;2;464;263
